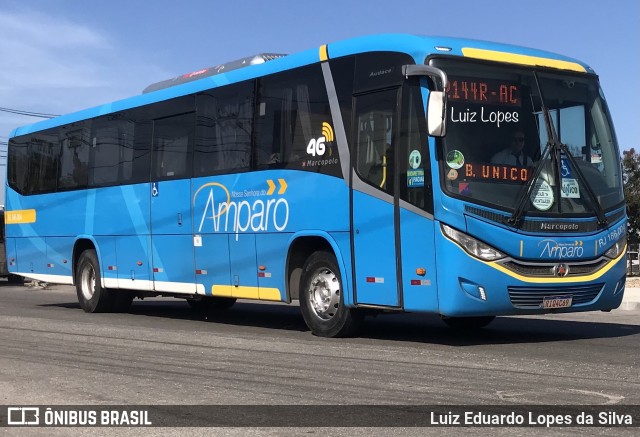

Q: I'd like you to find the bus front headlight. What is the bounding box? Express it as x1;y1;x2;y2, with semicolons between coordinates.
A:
441;223;505;261
604;236;626;259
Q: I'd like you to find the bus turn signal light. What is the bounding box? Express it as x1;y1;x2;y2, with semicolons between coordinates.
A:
416;268;426;276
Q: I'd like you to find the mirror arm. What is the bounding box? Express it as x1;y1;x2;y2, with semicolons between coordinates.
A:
402;65;448;90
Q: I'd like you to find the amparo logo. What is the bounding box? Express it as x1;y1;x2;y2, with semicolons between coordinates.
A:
194;181;290;240
538;238;584;259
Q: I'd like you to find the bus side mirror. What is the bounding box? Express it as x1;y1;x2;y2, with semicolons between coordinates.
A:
427;90;447;137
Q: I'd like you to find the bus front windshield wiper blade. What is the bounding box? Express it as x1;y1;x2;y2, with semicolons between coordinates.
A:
508;72;608;228
508;72;555;227
558;141;608;227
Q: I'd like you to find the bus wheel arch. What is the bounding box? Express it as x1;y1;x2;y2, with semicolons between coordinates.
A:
75;248;115;313
73;238;133;313
298;250;363;337
72;239;95;285
286;236;339;302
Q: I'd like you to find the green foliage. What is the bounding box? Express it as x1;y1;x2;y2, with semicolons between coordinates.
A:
623;148;640;245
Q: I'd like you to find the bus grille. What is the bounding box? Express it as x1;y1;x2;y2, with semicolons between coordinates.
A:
501;259;608;277
507;283;605;308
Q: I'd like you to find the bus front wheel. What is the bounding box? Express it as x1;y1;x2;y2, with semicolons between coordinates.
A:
299;251;362;338
441;316;496;330
76;249;116;313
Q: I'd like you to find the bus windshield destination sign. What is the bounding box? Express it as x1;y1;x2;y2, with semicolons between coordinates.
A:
447;77;521;106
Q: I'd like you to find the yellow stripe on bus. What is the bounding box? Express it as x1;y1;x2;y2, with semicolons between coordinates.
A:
487;247;626;283
446;233;625;283
461;48;587;73
212;285;281;301
5;209;36;224
319;44;329;62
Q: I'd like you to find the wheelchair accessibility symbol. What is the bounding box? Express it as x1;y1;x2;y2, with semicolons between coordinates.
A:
152;182;159;197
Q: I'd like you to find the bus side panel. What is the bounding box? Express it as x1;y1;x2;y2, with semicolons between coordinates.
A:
93;185;150;236
196;234;231;296
5;238;17;275
151;235;196;293
14;237;46;276
93;236;118;288
399;209;439;312
352;190;398;307
255;233;289;301
116;235;153;291
327;231;354;307
229;234;259;299
44;237;74;279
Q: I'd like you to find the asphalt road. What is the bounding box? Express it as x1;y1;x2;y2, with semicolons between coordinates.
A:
1;281;639;436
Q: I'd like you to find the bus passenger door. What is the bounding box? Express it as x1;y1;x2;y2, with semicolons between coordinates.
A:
150;111;197;294
351;89;400;307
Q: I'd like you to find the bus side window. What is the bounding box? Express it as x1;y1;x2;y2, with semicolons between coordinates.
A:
399;82;432;212
195;81;253;176
90;115;137;187
58;125;90;190
354;89;398;194
152;112;194;181
7;136;30;194
28;132;59;194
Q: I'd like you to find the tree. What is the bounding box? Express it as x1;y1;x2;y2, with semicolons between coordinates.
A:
622;148;640;245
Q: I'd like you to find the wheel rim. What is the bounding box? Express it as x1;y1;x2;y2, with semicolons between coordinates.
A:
80;263;96;301
307;267;341;320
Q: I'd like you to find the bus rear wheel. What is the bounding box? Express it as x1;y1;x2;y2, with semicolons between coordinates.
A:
441;316;496;330
299;251;362;338
76;249;121;313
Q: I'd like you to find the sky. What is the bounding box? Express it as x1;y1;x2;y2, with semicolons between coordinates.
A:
0;0;638;204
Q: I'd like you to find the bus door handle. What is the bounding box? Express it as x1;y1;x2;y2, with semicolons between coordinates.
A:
177;213;183;226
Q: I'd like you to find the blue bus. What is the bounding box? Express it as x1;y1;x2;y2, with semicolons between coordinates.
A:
5;34;626;337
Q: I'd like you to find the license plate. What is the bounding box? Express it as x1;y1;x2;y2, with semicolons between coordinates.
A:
542;295;573;309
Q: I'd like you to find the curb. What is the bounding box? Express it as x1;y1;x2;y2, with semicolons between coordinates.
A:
620;286;640;311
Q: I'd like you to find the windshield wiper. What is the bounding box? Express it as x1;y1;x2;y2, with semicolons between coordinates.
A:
508;72;608;228
508;72;556;227
557;142;608;227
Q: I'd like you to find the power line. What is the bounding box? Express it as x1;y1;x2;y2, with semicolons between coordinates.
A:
0;106;59;118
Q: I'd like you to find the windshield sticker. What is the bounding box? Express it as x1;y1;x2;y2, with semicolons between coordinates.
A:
407;169;424;187
409;150;421;169
560;159;573;178
446;150;465;169
447;169;458;181
530;180;554;211
561;178;580;198
591;153;602;164
458;182;471;195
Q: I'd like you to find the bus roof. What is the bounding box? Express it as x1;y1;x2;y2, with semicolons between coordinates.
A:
10;33;594;138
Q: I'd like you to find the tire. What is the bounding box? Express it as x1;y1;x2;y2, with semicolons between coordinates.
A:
299;251;362;338
441;316;496;330
7;274;24;285
187;296;236;311
75;249;115;313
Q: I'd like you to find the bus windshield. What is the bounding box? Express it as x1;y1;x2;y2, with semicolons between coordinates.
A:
432;58;624;217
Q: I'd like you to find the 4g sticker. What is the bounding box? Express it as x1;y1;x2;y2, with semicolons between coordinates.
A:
306;122;334;157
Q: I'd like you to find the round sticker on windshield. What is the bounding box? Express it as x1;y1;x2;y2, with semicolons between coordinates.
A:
530;179;554;211
409;150;421;169
446;150;465;169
